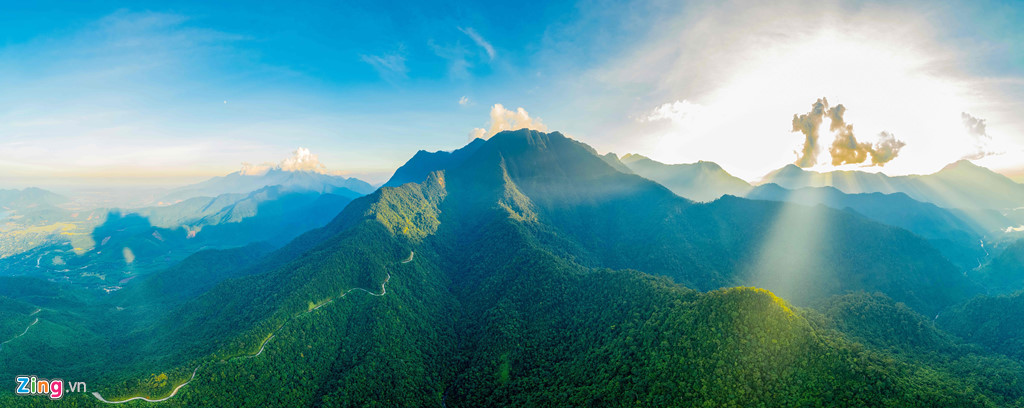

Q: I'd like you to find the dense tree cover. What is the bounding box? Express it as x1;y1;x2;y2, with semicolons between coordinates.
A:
2;129;1021;407
0;276;121;392
115;242;274;307
939;290;1024;361
0;296;37;340
814;292;1024;405
814;292;954;353
440;206;1019;406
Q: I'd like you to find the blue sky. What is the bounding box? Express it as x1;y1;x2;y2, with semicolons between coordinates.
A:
1;0;1023;186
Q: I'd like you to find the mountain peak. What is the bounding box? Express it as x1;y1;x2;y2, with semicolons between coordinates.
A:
694;160;724;171
162;150;374;203
779;163;804;173
939;159;985;173
759;164;806;182
239;147;342;177
620;155;729;173
620;153;651;164
384;137;488;187
617;153;751;201
486;128;574;152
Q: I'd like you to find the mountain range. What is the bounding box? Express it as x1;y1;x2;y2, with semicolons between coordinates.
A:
761;160;1024;210
2;129;1024;407
161;168;375;204
615;153;752;201
0;187;69;210
0;168;374;292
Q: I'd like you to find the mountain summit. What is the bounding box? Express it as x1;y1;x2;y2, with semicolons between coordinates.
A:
618;154;751;201
161;149;375;203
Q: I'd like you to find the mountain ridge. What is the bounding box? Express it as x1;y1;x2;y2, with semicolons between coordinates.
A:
760;159;1024;210
618;153;751;201
162;168;375;203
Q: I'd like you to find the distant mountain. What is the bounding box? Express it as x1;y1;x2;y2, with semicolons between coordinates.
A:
162;168;374;203
760;160;1024;210
619;154;751;201
0;187;69;210
746;183;985;269
0;188;79;258
1;185;361;286
597;152;634;174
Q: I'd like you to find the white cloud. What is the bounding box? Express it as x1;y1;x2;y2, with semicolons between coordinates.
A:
961;112;1001;160
458;27;495;60
459;96;471;106
469;127;487;140
429;40;472;79
239;147;338;175
360;50;408;82
580;2;1024;179
469;104;548;140
239;162;272;176
122;247;135;265
643;100;705;124
279;147;327;172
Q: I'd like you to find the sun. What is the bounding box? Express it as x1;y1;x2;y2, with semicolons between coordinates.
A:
645;29;983;180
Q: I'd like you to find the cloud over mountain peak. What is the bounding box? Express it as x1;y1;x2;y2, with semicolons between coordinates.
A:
240;147;337;176
469;104;548;140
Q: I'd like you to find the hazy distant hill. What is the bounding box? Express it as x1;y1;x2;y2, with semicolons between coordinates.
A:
162;168;374;203
619;153;751;201
0;187;70;210
597;152;635;174
746;183;986;269
761;160;1024;210
0;185;362;289
0;188;82;258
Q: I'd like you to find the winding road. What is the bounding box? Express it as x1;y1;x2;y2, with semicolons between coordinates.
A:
232;334;274;361
92;367;200;404
0;317;39;353
91;250;412;404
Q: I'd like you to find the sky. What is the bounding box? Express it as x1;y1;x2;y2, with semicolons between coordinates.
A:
1;0;1023;187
